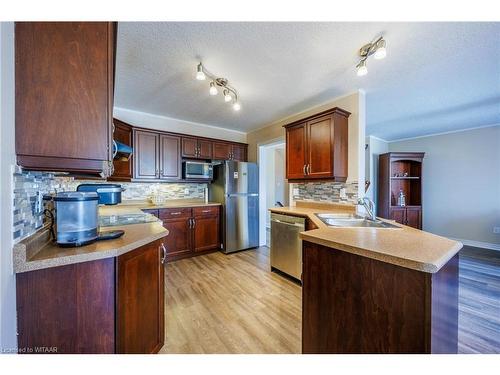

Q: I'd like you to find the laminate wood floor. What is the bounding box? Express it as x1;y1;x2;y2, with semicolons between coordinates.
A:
161;245;499;354
458;246;500;354
160;246;302;353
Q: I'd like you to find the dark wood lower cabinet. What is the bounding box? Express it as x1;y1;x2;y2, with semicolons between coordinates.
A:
16;239;165;354
302;241;458;354
117;240;164;354
389;206;422;229
193;215;220;252
157;206;221;261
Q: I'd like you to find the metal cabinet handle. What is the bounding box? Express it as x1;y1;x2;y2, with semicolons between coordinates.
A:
192;218;196;228
160;243;167;264
307;164;311;175
303;165;307;175
170;212;181;215
201;210;211;213
112;140;118;158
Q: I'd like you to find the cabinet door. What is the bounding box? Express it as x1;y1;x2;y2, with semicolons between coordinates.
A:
307;115;334;178
406;207;422;229
15;22;114;174
193;215;220;252
134;130;159;179
231;144;247;161
159;134;181;180
111;120;133;180
286;122;307;179
116;240;164;354
161;218;193;258
198;139;213;159
213;142;232;160
389;207;406;225
181;137;198;158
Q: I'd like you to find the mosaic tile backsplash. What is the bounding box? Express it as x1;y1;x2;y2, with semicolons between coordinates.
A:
12;168;207;243
292;181;359;204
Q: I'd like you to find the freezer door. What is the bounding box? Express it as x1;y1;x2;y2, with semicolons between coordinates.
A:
224;194;259;253
225;161;259;195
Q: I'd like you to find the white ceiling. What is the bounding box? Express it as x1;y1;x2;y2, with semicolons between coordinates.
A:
114;22;500;140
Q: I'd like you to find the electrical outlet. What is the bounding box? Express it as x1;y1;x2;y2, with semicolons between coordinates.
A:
184;188;190;195
493;227;500;234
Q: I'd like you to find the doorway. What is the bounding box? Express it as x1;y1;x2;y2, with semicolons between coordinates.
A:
258;140;288;247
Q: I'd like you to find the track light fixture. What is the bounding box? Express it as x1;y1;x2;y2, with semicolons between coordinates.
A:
356;36;387;76
195;62;241;111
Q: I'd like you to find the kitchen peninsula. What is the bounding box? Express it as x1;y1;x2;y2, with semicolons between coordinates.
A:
270;201;462;354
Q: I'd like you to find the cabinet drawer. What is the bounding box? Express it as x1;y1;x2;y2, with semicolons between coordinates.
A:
159;208;192;220
193;206;219;217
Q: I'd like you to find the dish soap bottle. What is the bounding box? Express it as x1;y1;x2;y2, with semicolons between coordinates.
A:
397;190;406;207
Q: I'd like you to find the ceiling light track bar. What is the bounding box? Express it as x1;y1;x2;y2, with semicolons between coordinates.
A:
196;62;240;107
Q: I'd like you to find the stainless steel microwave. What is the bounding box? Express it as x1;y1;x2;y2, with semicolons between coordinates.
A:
183;161;213;180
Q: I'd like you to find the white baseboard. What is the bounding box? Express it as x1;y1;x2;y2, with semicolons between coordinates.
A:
450;238;500;252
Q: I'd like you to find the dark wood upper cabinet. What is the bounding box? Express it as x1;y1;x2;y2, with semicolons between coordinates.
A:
231;144;247;161
109;119;133;181
212;141;232;160
134;130;159;180
378;152;424;229
284;107;350;181
286;123;308;179
160;134;182;180
15;22;116;176
181;137;213;159
116;240;164;354
212;141;247;161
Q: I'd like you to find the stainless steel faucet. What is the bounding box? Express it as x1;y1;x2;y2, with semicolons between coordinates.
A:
357;197;376;221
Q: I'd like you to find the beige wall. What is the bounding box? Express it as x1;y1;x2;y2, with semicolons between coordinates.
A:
247;91;364;186
389;125;500;247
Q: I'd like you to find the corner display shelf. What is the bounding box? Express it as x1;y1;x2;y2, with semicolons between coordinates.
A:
377;152;425;229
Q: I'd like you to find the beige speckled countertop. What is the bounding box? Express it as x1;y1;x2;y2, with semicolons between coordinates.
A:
270;201;462;273
13;199;221;273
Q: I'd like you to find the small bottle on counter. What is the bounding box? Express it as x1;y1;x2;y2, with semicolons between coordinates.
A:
397;190;406;207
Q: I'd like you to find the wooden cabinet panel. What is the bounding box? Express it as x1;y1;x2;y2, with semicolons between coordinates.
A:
16;258;115;354
160;134;181;180
286;123;307;179
181;137;198;158
307;115;334;178
213;142;232;160
390;207;406;225
284;108;350;182
193;216;220;252
181;137;212;159
110;119;133;180
406;207;422;229
198;139;213;159
134;130;159;179
15;22;115;174
116;240;164;354
193;206;219;217
159;208;192;220
162;218;192;258
231;144;247;161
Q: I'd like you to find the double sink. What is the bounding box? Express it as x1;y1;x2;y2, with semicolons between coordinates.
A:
315;213;400;229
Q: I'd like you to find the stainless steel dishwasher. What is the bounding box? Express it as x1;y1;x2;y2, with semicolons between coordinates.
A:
270;213;305;281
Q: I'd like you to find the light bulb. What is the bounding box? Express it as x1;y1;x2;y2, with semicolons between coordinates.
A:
356;60;368;76
209;82;218;96
233;101;241;111
374;40;386;60
196;63;206;80
223;89;232;102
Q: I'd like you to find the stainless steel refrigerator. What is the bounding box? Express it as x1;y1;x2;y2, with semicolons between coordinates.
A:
210;161;259;253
